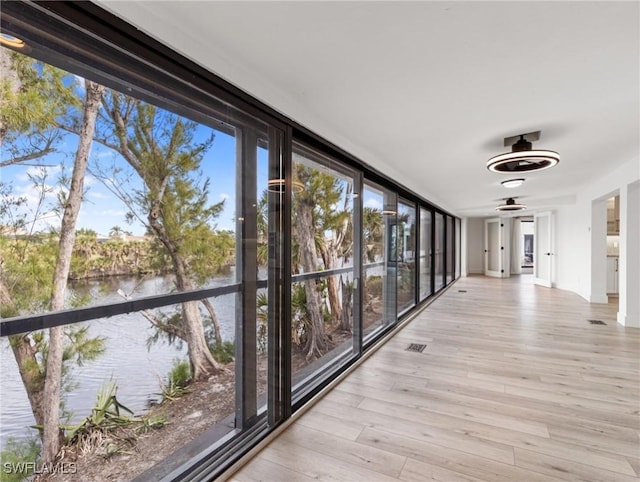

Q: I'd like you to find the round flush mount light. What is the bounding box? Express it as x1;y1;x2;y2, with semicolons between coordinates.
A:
496;198;526;212
0;33;26;49
267;178;304;193
501;178;525;188
487;133;559;173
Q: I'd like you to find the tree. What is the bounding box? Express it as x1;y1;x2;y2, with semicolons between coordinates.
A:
42;78;105;463
316;180;353;332
363;206;384;263
109;225;124;238
292;162;328;360
0;46;76;167
91;92;228;379
1;47;106;465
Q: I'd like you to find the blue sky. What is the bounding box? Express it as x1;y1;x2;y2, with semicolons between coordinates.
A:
0;51;383;238
1;124;271;236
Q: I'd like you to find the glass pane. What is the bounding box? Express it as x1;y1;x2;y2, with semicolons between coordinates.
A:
0;41;274;479
446;215;454;284
455;217;461;278
397;200;416;313
291;145;356;392
419;207;432;299
0;51;239;319
434;213;445;291
362;183;397;341
0;295;238;479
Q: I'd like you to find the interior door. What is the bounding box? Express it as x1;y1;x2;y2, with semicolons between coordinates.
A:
484;218;502;277
534;211;553;287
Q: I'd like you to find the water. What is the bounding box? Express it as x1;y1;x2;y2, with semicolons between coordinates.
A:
0;272;239;448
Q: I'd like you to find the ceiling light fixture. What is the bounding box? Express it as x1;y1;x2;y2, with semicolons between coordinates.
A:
487;132;559;173
382;204;397;215
0;32;26;49
496;198;526;212
501;178;525;188
267;178;304;193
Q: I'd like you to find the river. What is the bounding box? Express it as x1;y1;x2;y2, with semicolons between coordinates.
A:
0;271;240;448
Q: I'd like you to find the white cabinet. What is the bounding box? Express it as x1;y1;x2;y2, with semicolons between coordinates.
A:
607;196;620;235
607;257;619;294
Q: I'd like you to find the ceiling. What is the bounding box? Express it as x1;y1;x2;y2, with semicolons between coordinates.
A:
99;1;639;217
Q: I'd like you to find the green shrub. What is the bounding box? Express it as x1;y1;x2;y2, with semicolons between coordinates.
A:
0;437;41;482
159;359;191;402
168;358;191;388
210;341;235;364
366;275;383;298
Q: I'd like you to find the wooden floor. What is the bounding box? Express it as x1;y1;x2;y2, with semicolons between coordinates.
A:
230;275;640;482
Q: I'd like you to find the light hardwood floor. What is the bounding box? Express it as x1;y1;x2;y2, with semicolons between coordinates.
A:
230;275;640;481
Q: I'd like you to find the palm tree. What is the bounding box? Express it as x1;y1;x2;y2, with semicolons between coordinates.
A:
109;225;124;238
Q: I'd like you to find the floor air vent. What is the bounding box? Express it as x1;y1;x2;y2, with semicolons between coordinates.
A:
588;319;607;325
406;343;426;353
458;290;467;293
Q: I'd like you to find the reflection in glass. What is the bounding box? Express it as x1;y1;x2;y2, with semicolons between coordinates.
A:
455;217;461;278
419;207;433;300
446;215;454;284
397;200;416;314
291;144;356;390
362;183;397;342
435;212;445;291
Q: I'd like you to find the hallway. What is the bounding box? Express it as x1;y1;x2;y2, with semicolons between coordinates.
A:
229;276;640;481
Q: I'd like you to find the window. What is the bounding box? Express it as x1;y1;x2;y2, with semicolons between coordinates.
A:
419;207;433;299
434;212;445;291
446;215;454;284
290;143;358;397
0;19;283;478
455;217;462;278
0;3;460;479
362;182;397;343
397;200;416;314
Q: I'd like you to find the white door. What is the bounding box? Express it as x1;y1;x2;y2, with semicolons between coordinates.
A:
534;211;553;287
485;218;503;278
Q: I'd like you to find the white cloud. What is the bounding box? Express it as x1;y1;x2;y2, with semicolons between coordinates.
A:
98;209;127;217
364;198;382;210
219;193;230;201
15;164;62;183
87;190;109;199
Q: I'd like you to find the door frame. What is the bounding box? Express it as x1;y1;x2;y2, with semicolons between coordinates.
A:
534;211;553;287
484;217;504;278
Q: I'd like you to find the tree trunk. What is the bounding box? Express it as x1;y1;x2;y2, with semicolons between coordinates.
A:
320;245;343;326
174;267;224;380
147;208;224;380
339;276;353;333
2;278;47;428
42;80;104;464
295;200;329;360
201;298;223;347
9;334;45;427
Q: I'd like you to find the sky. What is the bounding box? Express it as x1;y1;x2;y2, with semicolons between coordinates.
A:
0;48;382;238
1;122;267;237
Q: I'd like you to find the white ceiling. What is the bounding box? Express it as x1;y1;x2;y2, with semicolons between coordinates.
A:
99;1;639;217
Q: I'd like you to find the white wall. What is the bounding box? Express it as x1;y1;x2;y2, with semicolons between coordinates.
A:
554;155;640;326
465;217;485;274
